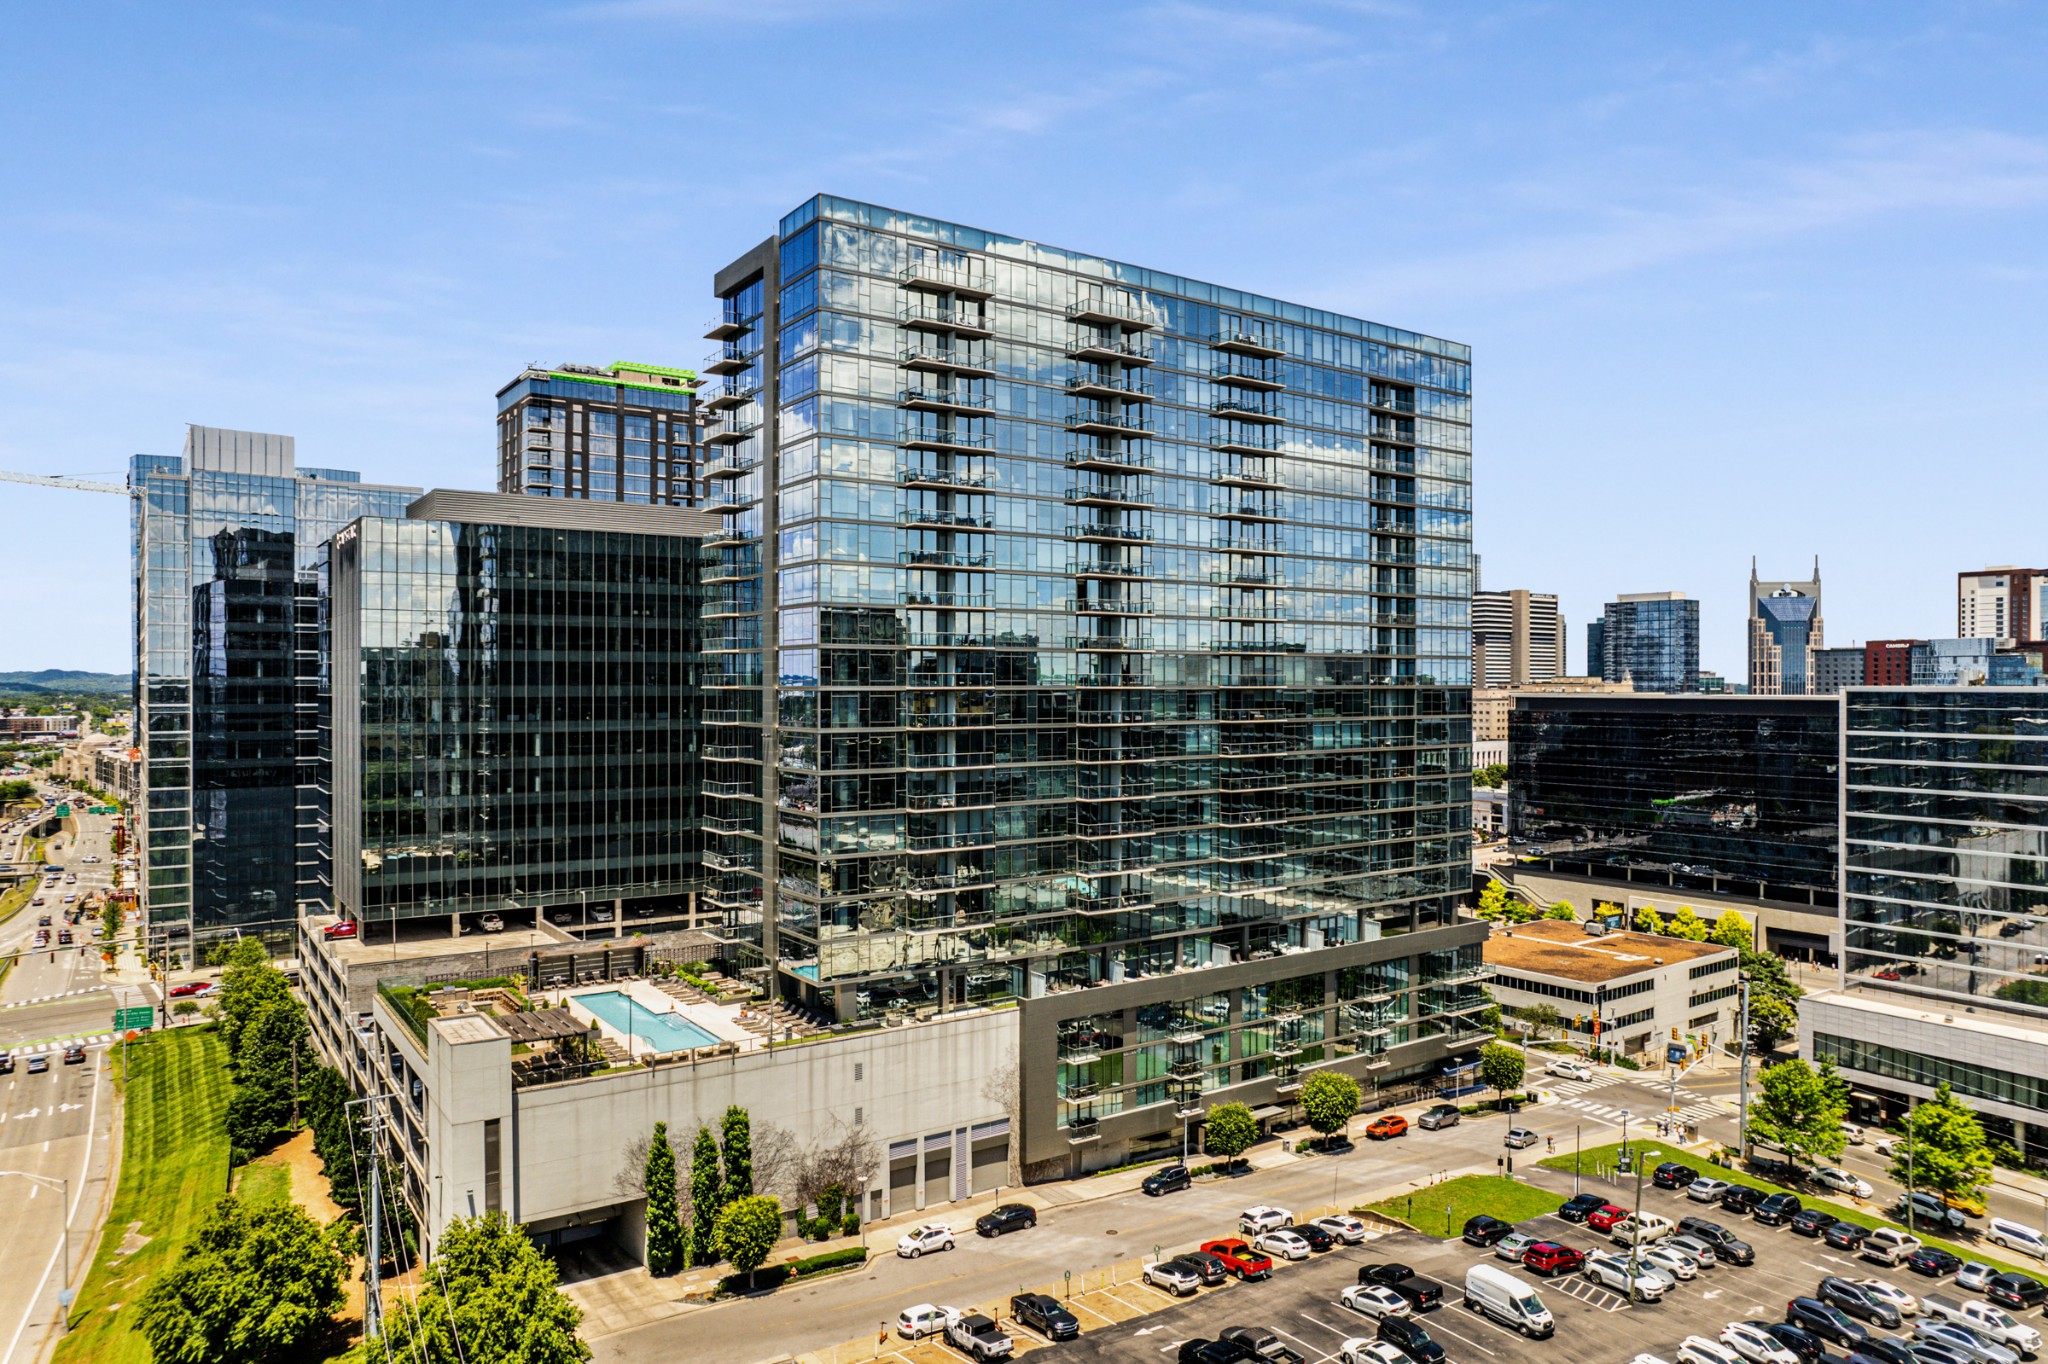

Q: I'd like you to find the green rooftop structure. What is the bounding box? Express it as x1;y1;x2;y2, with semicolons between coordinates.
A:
496;360;707;506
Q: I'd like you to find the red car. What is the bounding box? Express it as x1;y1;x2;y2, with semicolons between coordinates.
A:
1872;968;1903;981
1198;1238;1274;1282
1366;1115;1409;1140
322;920;358;940
1521;1242;1584;1277
1585;1204;1629;1232
167;981;215;998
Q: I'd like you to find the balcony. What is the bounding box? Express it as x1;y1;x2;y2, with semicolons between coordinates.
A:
1369;389;1418;413
1073;595;1153;615
1212;499;1285;522
1066;523;1153;544
899;549;992;569
1066;633;1151;651
1168;1024;1205;1046
1075;889;1154;914
900;385;995;417
900;304;995;338
1065;480;1154;508
1067;558;1152;579
1060;1084;1102;1104
899;590;992;610
1212;329;1284;358
1370;421;1417;445
1067;374;1152;402
1212;535;1283;556
1212;459;1288;491
1066;1117;1100;1143
705;420;759;446
1213;398;1285;426
703;347;754;376
703;452;760;480
900;427;994;453
704;315;748;341
898;467;989;491
1274;1069;1304;1094
1065;445;1151;474
705;382;758;411
1212;601;1290;622
1212;430;1281;457
1067;336;1154;366
704;488;760;515
900;345;996;378
1067;409;1150;438
899;509;992;529
702;849;759;873
1067;296;1154;329
900;259;995;298
1213;361;1285;392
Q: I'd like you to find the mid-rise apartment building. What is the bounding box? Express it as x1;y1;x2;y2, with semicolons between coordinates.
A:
1472;589;1565;687
1591;591;1699;693
1811;645;1866;694
1958;567;2046;645
1749;560;1823;695
1864;639;1915;685
496;361;705;505
131;427;417;950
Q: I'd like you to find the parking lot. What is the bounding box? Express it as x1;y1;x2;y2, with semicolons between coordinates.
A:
1040;1167;2048;1364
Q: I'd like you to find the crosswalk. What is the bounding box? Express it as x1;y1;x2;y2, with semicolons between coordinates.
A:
1540;1072;1728;1131
6;1032;117;1057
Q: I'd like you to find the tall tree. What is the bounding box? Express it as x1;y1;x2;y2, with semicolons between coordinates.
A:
690;1126;723;1265
1667;905;1710;942
1748;993;1799;1054
223;996;309;1160
1889;1082;1993;1219
1710;910;1753;949
379;1211;591;1364
1203;1102;1260;1169
215;937;290;1062
1633;905;1664;935
1479;1041;1526;1106
1476;881;1509;922
135;1193;345;1364
713;1195;784;1290
1299;1071;1361;1150
1517;1003;1562;1041
1745;1057;1847;1164
720;1105;754;1204
644;1122;684;1275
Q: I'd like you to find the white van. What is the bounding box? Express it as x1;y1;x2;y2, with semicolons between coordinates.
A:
1464;1263;1555;1338
1988;1219;2048;1260
1611;1211;1675;1247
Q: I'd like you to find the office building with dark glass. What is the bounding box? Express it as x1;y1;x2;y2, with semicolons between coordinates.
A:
325;491;717;933
496;361;705;505
694;195;1486;1167
1591;591;1699;693
131;427;417;950
1803;687;2048;1160
1507;693;1839;958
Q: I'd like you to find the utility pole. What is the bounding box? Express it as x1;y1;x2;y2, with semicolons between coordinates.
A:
355;1097;386;1342
1736;974;1752;1156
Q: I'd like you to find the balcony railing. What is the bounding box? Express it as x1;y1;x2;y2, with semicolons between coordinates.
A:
900;259;995;297
900;304;995;337
1068;296;1154;329
899;386;995;416
1067;336;1154;366
1211;329;1284;358
900;345;996;377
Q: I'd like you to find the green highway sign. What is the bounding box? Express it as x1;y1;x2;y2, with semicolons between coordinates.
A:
114;1007;154;1031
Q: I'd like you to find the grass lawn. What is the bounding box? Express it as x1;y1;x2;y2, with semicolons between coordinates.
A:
53;1027;233;1364
1368;1175;1565;1238
231;1155;293;1207
1539;1141;2044;1282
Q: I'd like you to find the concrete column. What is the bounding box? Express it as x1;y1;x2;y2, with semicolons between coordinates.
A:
450;913;461;939
612;898;623;939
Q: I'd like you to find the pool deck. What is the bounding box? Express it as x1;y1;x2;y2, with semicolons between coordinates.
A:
560;979;760;1059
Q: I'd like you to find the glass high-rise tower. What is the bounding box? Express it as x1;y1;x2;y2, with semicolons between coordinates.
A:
696;197;1480;1078
496;361;705;505
131;426;417;951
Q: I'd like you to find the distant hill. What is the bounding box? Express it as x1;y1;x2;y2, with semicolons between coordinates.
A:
0;670;130;696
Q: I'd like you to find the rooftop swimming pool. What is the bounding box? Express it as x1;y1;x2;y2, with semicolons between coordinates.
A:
575;990;721;1053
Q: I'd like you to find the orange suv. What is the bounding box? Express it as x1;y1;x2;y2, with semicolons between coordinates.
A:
1365;1114;1409;1140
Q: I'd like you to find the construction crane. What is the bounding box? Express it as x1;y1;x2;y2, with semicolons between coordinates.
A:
0;470;129;496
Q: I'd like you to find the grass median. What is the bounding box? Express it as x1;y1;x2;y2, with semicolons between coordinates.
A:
1368;1175;1566;1238
1539;1140;2044;1282
53;1026;233;1364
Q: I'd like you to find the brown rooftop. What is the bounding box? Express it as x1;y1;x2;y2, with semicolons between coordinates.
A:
1482;919;1733;985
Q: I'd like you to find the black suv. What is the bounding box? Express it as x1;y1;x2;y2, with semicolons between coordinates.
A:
1677;1216;1756;1264
1179;1341;1254;1364
977;1204;1038;1237
1558;1193;1606;1223
1721;1185;1768;1216
1988;1272;2048;1309
1144;1165;1193;1196
1789;1208;1838;1238
1462;1215;1514;1247
1377;1317;1445;1364
1011;1294;1079;1341
1173;1252;1228;1287
1817;1277;1900;1328
1754;1193;1804;1226
1654;1162;1699;1190
1762;1323;1826;1364
1823;1222;1869;1252
1785;1297;1870;1349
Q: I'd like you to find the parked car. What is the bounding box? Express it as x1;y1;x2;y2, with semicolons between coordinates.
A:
1908;1248;1965;1279
1689;1177;1736;1203
896;1224;956;1258
1787;1297;1872;1349
1762;1323;1828;1364
1254;1228;1312;1261
1144;1165;1193;1196
1786;1208;1838;1238
1463;1263;1554;1338
27;1056;48;1074
1722;1186;1769;1216
1956;1263;1997;1294
1462;1215;1515;1248
1612;1212;1677;1247
1860;1280;1921;1317
1558;1193;1607;1223
1145;1259;1204;1296
1678;1217;1757;1265
1914;1321;2019;1364
1010;1294;1079;1341
1669;1233;1722;1267
1504;1127;1539;1150
62;1044;85;1064
1416;1105;1461;1131
1494;1231;1540;1263
1862;1229;1925;1267
1315;1215;1371;1245
1240;1206;1294;1234
1656;1162;1701;1190
1357;1265;1445;1313
1827;1223;1873;1252
1986;1273;2048;1311
1172;1252;1229;1287
1340;1285;1412;1322
167;981;214;997
1642;1245;1700;1280
321;919;358;940
1220;1326;1305;1364
1547;1058;1596;1081
1293;1223;1336;1253
1985;1221;2048;1261
1201;1239;1275;1281
1855;1339;1922;1364
1722;1321;1803;1364
1897;1192;1970;1233
1587;1204;1630;1232
1375;1316;1445;1364
1583;1251;1666;1300
1814;1168;1876;1199
946;1313;1014;1361
1820;1277;1903;1328
896;1304;960;1339
1178;1340;1256;1364
1921;1293;2040;1356
1337;1341;1410;1364
1366;1115;1409;1140
976;1204;1037;1237
1679;1338;1747;1364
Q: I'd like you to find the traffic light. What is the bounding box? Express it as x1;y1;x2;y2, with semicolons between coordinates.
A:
1671;1026;1680;1041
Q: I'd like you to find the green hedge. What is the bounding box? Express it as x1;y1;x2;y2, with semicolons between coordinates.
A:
714;1245;866;1295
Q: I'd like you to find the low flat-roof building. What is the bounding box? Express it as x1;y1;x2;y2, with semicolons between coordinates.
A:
1482;919;1740;1059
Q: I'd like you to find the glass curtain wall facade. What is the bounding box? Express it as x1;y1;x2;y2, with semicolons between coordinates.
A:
1509;695;1838;905
1841;687;2048;1011
496;362;704;505
325;504;708;929
1595;593;1700;693
130;428;417;951
700;196;1475;1026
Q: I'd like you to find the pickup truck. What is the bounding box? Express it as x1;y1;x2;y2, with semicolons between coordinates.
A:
946;1314;1015;1361
1221;1325;1306;1364
1922;1294;2043;1357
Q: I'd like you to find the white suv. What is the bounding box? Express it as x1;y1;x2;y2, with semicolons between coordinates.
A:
896;1224;956;1258
1240;1206;1293;1234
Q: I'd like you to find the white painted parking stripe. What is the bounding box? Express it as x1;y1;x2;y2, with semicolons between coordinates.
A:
1416;1315;1497;1356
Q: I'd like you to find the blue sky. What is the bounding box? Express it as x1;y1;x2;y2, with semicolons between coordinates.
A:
4;2;2045;677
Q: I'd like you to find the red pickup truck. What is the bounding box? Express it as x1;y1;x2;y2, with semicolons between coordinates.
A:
1198;1238;1274;1282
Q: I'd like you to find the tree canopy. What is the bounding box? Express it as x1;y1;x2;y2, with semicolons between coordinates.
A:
379;1211;591;1364
1666;905;1710;941
224;996;308;1161
1710;910;1753;948
714;1195;784;1288
720;1105;754;1205
1633;905;1663;935
689;1126;722;1265
1889;1081;1993;1217
1476;880;1510;921
1299;1071;1360;1146
1480;1041;1526;1104
1745;1057;1847;1163
644;1121;684;1275
136;1193;345;1364
1203;1102;1260;1166
215;938;291;1062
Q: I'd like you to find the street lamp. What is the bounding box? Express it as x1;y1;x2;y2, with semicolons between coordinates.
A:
1627;1146;1660;1303
1;1170;72;1329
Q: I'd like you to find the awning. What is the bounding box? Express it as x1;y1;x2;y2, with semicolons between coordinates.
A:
1249;1105;1286;1121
